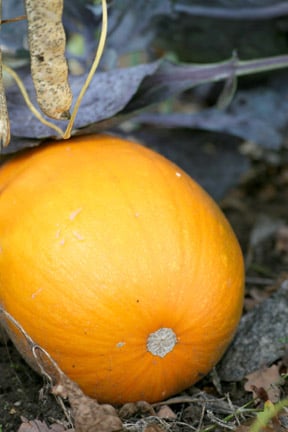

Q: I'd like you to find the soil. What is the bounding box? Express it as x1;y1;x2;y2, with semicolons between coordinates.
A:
1;155;288;432
0;340;66;431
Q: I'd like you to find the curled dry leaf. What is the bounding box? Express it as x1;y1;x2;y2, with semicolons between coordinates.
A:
25;0;72;120
17;417;70;432
0;0;10;148
53;374;123;432
156;405;177;419
119;401;155;419
244;365;282;403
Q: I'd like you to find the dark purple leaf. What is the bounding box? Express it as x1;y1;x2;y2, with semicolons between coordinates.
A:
5;62;159;143
1;1;27;59
135;70;288;150
95;0;172;55
4;55;288;154
123;56;288;112
174;1;288;20
114;127;250;201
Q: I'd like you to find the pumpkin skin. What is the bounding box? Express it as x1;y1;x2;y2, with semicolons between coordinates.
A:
0;134;244;404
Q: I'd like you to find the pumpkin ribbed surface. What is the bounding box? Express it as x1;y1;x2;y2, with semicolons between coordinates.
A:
0;135;244;404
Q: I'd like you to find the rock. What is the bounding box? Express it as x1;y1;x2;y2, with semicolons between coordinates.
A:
217;280;288;381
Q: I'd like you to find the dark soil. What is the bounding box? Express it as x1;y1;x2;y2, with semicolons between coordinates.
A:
0;339;66;431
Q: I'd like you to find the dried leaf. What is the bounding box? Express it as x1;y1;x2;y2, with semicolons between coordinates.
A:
0;0;10;148
25;0;72;120
156;405;176;419
244;365;282;403
18;419;51;432
53;374;123;432
119;401;155;419
17;418;70;432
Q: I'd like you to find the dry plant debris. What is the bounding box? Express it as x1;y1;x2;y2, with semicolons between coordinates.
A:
52;374;123;432
18;418;68;431
1;307;123;432
0;0;10;148
244;364;282;403
119;402;155;420
153;406;176;420
24;0;72;120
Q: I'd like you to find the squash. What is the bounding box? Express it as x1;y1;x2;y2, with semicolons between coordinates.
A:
0;134;244;404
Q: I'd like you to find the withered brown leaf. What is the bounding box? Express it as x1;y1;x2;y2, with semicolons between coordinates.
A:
17;417;71;432
244;364;282;403
25;0;72;120
53;374;123;432
119;401;155;419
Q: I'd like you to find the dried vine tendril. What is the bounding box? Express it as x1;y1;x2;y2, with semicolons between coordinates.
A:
0;0;10;148
1;0;107;147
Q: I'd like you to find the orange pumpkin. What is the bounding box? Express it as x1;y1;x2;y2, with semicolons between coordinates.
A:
0;134;244;404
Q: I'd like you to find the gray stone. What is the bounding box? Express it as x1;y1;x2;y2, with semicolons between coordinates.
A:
217;280;288;381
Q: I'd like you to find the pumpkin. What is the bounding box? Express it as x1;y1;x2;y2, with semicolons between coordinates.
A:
0;134;244;404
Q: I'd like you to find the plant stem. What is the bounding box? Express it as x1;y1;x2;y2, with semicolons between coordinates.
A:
174;2;288;20
3;64;64;138
63;0;108;139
